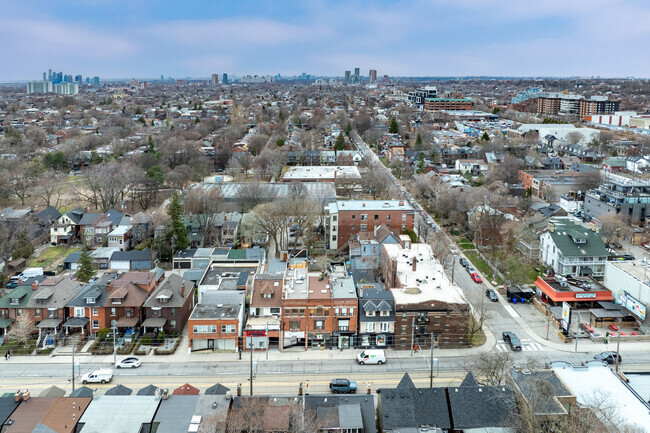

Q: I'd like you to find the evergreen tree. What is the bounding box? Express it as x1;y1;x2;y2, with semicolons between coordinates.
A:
275;138;285;147
75;248;96;283
147;135;155;153
334;133;346;151
146;165;165;186
389;116;399;134
168;192;188;249
415;133;423;149
345;122;352;136
481;132;490;141
416;153;426;174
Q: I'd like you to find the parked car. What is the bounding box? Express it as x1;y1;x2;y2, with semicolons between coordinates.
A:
485;289;498;302
594;351;622;364
502;331;522;351
116;357;141;369
466;266;476;274
356;349;386;365
81;369;113;384
329;379;357;394
471;273;483;284
459;258;469;268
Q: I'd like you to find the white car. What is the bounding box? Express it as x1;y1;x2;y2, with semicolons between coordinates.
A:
116;357;141;369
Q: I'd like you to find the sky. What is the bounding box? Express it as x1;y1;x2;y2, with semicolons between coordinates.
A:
2;0;650;81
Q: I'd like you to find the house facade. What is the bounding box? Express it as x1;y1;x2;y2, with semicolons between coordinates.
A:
142;274;195;334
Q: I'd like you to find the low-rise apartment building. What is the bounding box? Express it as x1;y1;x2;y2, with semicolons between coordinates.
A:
326;200;414;250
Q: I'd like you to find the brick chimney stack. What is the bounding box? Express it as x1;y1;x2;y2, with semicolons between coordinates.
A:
412;258;417;272
32;281;39;291
181;282;186;297
106;281;112;292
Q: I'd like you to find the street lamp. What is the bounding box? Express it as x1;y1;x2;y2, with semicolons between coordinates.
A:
111;319;117;364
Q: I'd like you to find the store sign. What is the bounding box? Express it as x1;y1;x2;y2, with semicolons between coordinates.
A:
246;330;267;337
562;302;571;331
625;294;646;321
575;293;597;299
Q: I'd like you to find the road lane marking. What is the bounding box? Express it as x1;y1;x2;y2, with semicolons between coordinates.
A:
503;304;520;318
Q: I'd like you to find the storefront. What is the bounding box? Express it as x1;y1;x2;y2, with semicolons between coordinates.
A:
535;276;613;308
358;333;392;348
331;331;356;349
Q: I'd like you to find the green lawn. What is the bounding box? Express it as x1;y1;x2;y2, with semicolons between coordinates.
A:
464;251;504;285
28;246;80;270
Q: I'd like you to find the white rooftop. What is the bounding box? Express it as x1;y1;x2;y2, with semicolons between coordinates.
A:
282;166;361;181
552;362;650;432
283;267;309;299
384;243;466;306
328;200;414;213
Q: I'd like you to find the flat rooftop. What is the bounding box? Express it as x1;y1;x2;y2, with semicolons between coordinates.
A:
538;276;607;293
282;267;309;300
328;200;414;213
384;243;466;306
282;166;361;181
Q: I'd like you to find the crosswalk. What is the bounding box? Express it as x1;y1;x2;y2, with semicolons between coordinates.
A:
495;339;544;352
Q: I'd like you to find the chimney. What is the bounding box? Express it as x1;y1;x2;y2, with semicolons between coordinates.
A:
412;258;417;272
14;390;22;403
181;282;186;297
162;389;169;400
23;390;30;401
399;201;404;206
106;281;112;292
32;281;39;291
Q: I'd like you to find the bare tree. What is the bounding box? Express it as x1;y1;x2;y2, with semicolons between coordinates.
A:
184;187;224;247
464;351;512;386
74;161;134;212
565;131;585;145
37;171;66;208
575;170;602;193
489;156;521;185
7;313;36;342
247;134;269;156
248;202;291;259
598;213;629;244
4;161;41;205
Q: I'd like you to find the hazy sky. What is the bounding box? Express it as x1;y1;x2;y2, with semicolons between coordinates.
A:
3;0;649;81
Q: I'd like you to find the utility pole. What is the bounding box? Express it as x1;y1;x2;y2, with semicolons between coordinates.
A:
111;320;117;364
546;310;551;340
451;255;457;285
410;317;415;356
615;330;622;373
71;339;75;392
266;322;269;360
429;333;434;388
249;339;254;395
574;312;581;352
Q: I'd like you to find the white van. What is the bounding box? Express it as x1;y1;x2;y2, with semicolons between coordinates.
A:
356;349;386;365
81;369;113;384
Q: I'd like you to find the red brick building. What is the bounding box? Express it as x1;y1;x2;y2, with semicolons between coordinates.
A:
424;98;473;111
326;200;415;249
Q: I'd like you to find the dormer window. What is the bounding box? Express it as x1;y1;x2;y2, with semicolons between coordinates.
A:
85;297;96;304
263;293;272;299
157;296;170;303
111;297;122;305
9;298;19;306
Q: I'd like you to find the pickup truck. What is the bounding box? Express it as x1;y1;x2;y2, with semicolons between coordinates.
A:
329;378;357;394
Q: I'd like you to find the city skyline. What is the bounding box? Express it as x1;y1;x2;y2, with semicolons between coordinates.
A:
2;0;650;82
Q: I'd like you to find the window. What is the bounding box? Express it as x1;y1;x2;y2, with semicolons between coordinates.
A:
401;224;406;231
270;307;281;315
351;225;355;230
92;308;98;316
289;321;300;330
360;214;368;221
75;307;85;318
401;325;407;334
335;308;340;316
111;308;116;316
193;325;217;334
316;306;323;316
380;322;391;332
263;293;272;298
380;310;390;317
34;309;41;317
338;319;350;331
221;325;236;334
48;309;58;319
332;216;337;222
153;309;161;317
434;316;441;325
299;309;305;317
332;235;337;241
292;309;298;317
360;224;367;231
386;215;391;221
402;214;406;221
314;320;324;330
332;226;337;232
402;312;407;319
366;311;376;317
125;308;134;318
170;308;176;316
92;320;99;329
365;322;376;332
341;307;348;316
170;320;176;329
374;214;379;221
17;309;22;316
351;215;356;219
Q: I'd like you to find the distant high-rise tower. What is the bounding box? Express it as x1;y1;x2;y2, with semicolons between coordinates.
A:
222;73;228;84
211;74;219;86
27;81;53;95
75;75;83;85
86;77;90;84
369;69;377;84
92;76;100;85
43;72;47;81
344;70;351;85
48;69;52;81
354;68;360;83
